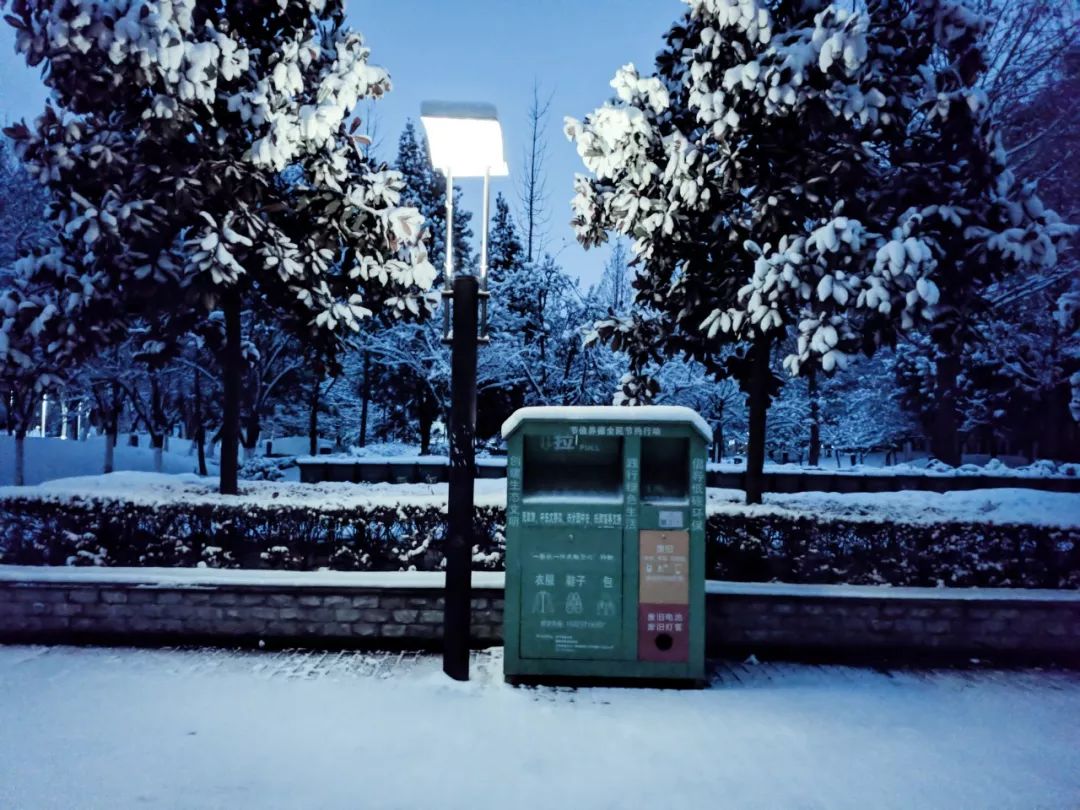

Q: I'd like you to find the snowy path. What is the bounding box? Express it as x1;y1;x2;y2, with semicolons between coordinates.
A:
1;646;1078;810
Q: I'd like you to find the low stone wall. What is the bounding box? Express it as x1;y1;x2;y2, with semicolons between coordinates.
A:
0;568;1077;665
705;582;1080;665
0;569;504;649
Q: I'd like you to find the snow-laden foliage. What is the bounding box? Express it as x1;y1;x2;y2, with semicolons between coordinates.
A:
567;0;1071;379
1;0;439;492
0;137;50;276
1;0;435;367
0;277;66;437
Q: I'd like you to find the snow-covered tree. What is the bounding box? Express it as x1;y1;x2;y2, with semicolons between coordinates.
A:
868;4;1073;465
126;363;184;473
567;0;906;502
395;120;474;278
518;82;553;262
345;120;480;454
235;311;305;459
3;1;435;493
593;239;634;317
567;0;1074;498
0;137;50;280
0;278;65;484
488;192;525;286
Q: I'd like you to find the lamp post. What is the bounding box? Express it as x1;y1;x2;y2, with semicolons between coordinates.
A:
421;101;508;681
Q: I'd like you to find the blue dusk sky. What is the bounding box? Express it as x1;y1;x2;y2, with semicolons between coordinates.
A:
0;1;685;285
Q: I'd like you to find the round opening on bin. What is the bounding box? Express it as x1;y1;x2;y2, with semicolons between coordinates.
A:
655;633;673;651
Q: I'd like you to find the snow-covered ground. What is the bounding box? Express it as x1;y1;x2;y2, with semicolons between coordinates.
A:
705;486;1080;527
0;645;1077;810
2;471;1078;528
0;435;212;487
706;456;1080;478
263;434;334;456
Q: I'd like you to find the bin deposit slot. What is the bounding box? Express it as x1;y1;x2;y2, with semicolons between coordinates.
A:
522;435;623;502
640;437;690;503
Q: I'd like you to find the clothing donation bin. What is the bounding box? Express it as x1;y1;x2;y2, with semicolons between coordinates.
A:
501;406;710;686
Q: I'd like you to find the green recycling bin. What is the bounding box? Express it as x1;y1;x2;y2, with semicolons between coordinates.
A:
501;406;710;686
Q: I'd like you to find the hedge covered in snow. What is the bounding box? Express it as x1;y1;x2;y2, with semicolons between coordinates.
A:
0;495;505;573
1;491;1077;589
705;514;1079;589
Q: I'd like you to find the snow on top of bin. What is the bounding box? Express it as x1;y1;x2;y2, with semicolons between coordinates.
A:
501;406;712;442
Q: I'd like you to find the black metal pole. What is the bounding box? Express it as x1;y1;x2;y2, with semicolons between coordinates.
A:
443;274;478;680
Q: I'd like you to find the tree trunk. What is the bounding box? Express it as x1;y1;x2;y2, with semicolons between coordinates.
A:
151;434;164;473
219;288;242;495
931;347;962;466
104;426;115;475
714;401;725;462
14;429;25;486
308;373;320;457
193;372;208;477
808;367;821;467
744;335;772;505
359;351;370;448
243;411;260;461
418;390;434;456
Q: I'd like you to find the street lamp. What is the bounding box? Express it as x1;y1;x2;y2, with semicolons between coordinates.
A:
420;101;507;681
421;102;508;341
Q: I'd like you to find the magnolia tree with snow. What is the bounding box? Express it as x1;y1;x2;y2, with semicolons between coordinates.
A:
2;0;435;494
0;279;65;485
567;0;1072;501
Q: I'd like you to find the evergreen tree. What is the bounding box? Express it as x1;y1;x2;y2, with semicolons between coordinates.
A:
488;193;525;285
395;120;474;276
0;137;50;280
356;120;477;454
593;240;633;317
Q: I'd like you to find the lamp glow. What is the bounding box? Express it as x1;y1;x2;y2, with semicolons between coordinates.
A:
420;101;508;178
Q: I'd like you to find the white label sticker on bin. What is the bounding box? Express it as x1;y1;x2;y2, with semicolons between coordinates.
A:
658;510;684;529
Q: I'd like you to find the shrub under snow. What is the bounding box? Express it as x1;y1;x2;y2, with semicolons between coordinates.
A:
0;487;1075;588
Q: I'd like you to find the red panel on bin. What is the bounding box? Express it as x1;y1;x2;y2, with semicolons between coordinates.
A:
638;602;689;662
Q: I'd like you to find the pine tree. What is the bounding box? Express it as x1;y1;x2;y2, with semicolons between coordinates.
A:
594;240;633;317
395;120;474;276
356;120;478;455
0;137;50;280
3;1;436;493
488;193;525;285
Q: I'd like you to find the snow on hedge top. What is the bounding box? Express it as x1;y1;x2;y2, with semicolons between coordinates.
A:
2;472;1076;528
704;488;1080;529
501;406;712;442
0;565;506;591
0;472;506;511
